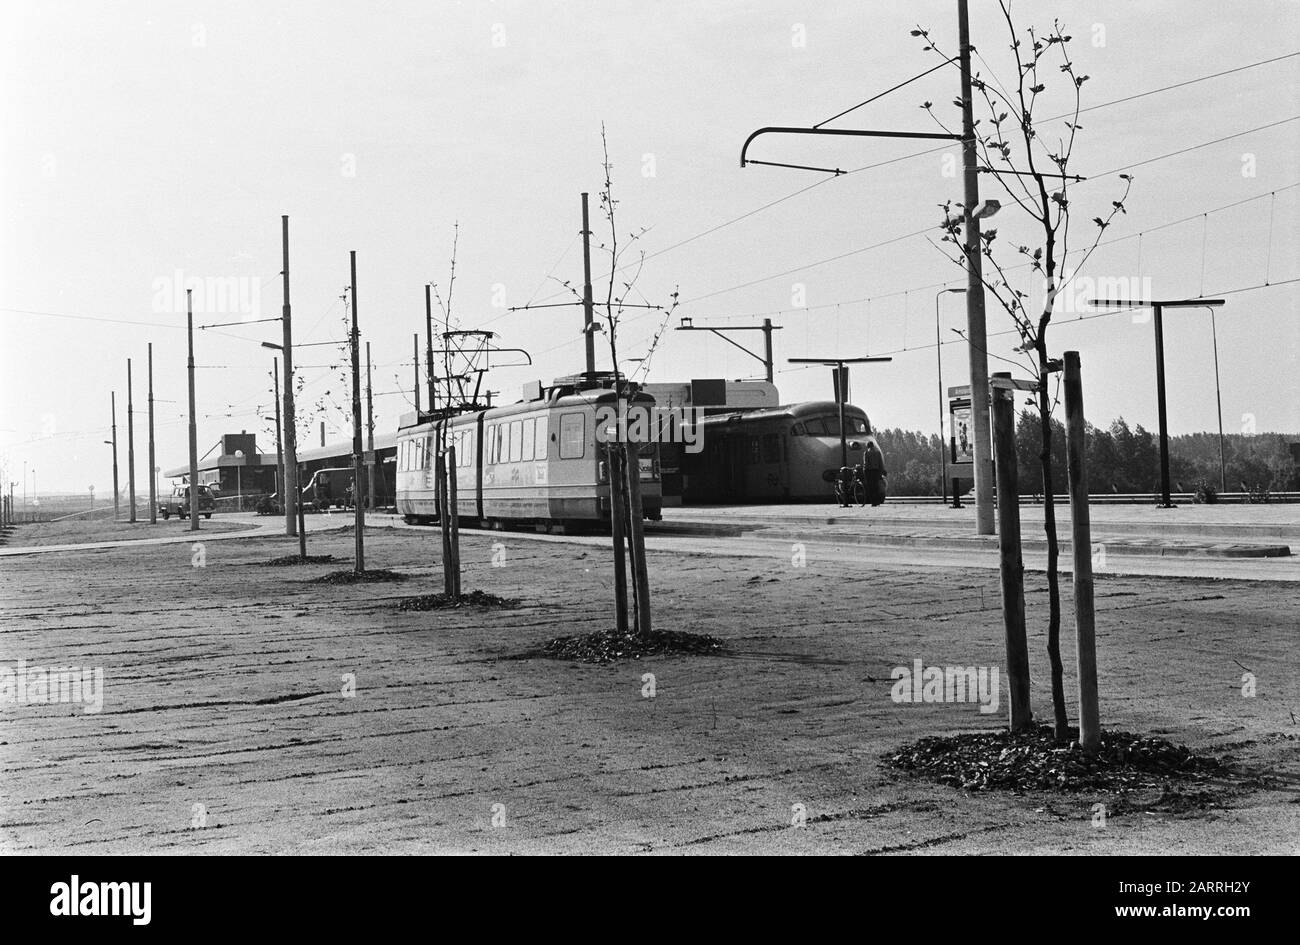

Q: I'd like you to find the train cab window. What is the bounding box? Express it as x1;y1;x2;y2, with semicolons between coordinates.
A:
845;417;869;435
521;418;535;461
509;420;523;462
803;418;827;436
559;413;585;459
822;417;842;437
535;417;548;459
791;423;805;436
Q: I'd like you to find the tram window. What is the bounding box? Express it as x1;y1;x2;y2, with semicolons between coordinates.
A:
762;433;780;464
509;420;523;462
559;413;584;459
521;418;535;461
535;417;548;459
803;418;827;436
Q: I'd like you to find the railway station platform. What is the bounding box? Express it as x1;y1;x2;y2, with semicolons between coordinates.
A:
654;501;1298;559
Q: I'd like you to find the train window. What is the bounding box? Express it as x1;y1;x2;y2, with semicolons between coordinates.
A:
791;423;805;436
803;418;827;436
535;417;548;459
559;413;584;459
762;433;780;464
509;420;523;462
847;417;869;434
493;424;504;464
521;418;535;461
823;417;842;436
748;436;761;464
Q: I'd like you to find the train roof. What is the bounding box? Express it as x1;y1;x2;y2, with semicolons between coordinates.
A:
396;388;655;434
698;400;869;425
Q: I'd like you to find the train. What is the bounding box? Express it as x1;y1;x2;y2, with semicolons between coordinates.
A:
676;400;886;503
395;381;662;532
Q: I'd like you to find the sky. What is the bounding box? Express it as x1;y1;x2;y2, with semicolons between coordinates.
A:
3;0;1298;495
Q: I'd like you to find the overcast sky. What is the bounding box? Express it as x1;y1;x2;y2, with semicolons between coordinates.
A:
3;0;1297;493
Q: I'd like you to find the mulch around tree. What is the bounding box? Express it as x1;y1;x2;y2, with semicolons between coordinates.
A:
396;590;518;612
264;554;336;566
540;628;725;664
883;725;1245;809
311;568;406;584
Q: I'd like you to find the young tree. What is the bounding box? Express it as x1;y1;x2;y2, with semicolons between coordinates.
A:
913;3;1132;740
587;125;681;639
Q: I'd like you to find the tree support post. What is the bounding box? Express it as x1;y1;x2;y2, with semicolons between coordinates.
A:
1064;351;1100;752
991;376;1033;731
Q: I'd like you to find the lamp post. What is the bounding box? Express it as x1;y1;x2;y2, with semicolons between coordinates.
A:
935;287;966;505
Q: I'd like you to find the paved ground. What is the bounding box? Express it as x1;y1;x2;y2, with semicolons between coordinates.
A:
1;516;1296;855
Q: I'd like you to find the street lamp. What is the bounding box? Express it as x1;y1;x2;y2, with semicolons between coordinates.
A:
935;287;967;505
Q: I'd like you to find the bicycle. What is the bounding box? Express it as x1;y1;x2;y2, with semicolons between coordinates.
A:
834;465;868;507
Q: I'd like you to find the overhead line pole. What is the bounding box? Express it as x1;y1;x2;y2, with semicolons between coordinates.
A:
281;215;300;542
366;340;375;511
186;289;200;532
110;391;120;521
349;251;365;573
127;358;136;523
425;285;436;411
582;192;597;382
958;0;995;536
147;343;157;524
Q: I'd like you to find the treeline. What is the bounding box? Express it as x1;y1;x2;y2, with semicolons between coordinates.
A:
876;416;1300;498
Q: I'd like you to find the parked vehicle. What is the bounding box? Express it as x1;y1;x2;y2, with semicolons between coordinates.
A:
678;401;887;503
301;467;358;511
159;484;214;519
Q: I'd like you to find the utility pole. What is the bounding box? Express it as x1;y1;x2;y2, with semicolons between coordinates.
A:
366;340;375;511
281;214;300;539
413;333;421;414
675;318;783;383
762;318;775;383
110;391;120;521
127;358;137;522
425;285;436;410
349;251;365;573
958;0;995;536
186;289;200;532
147;343;157;524
581;192;596;381
273;357;284;502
